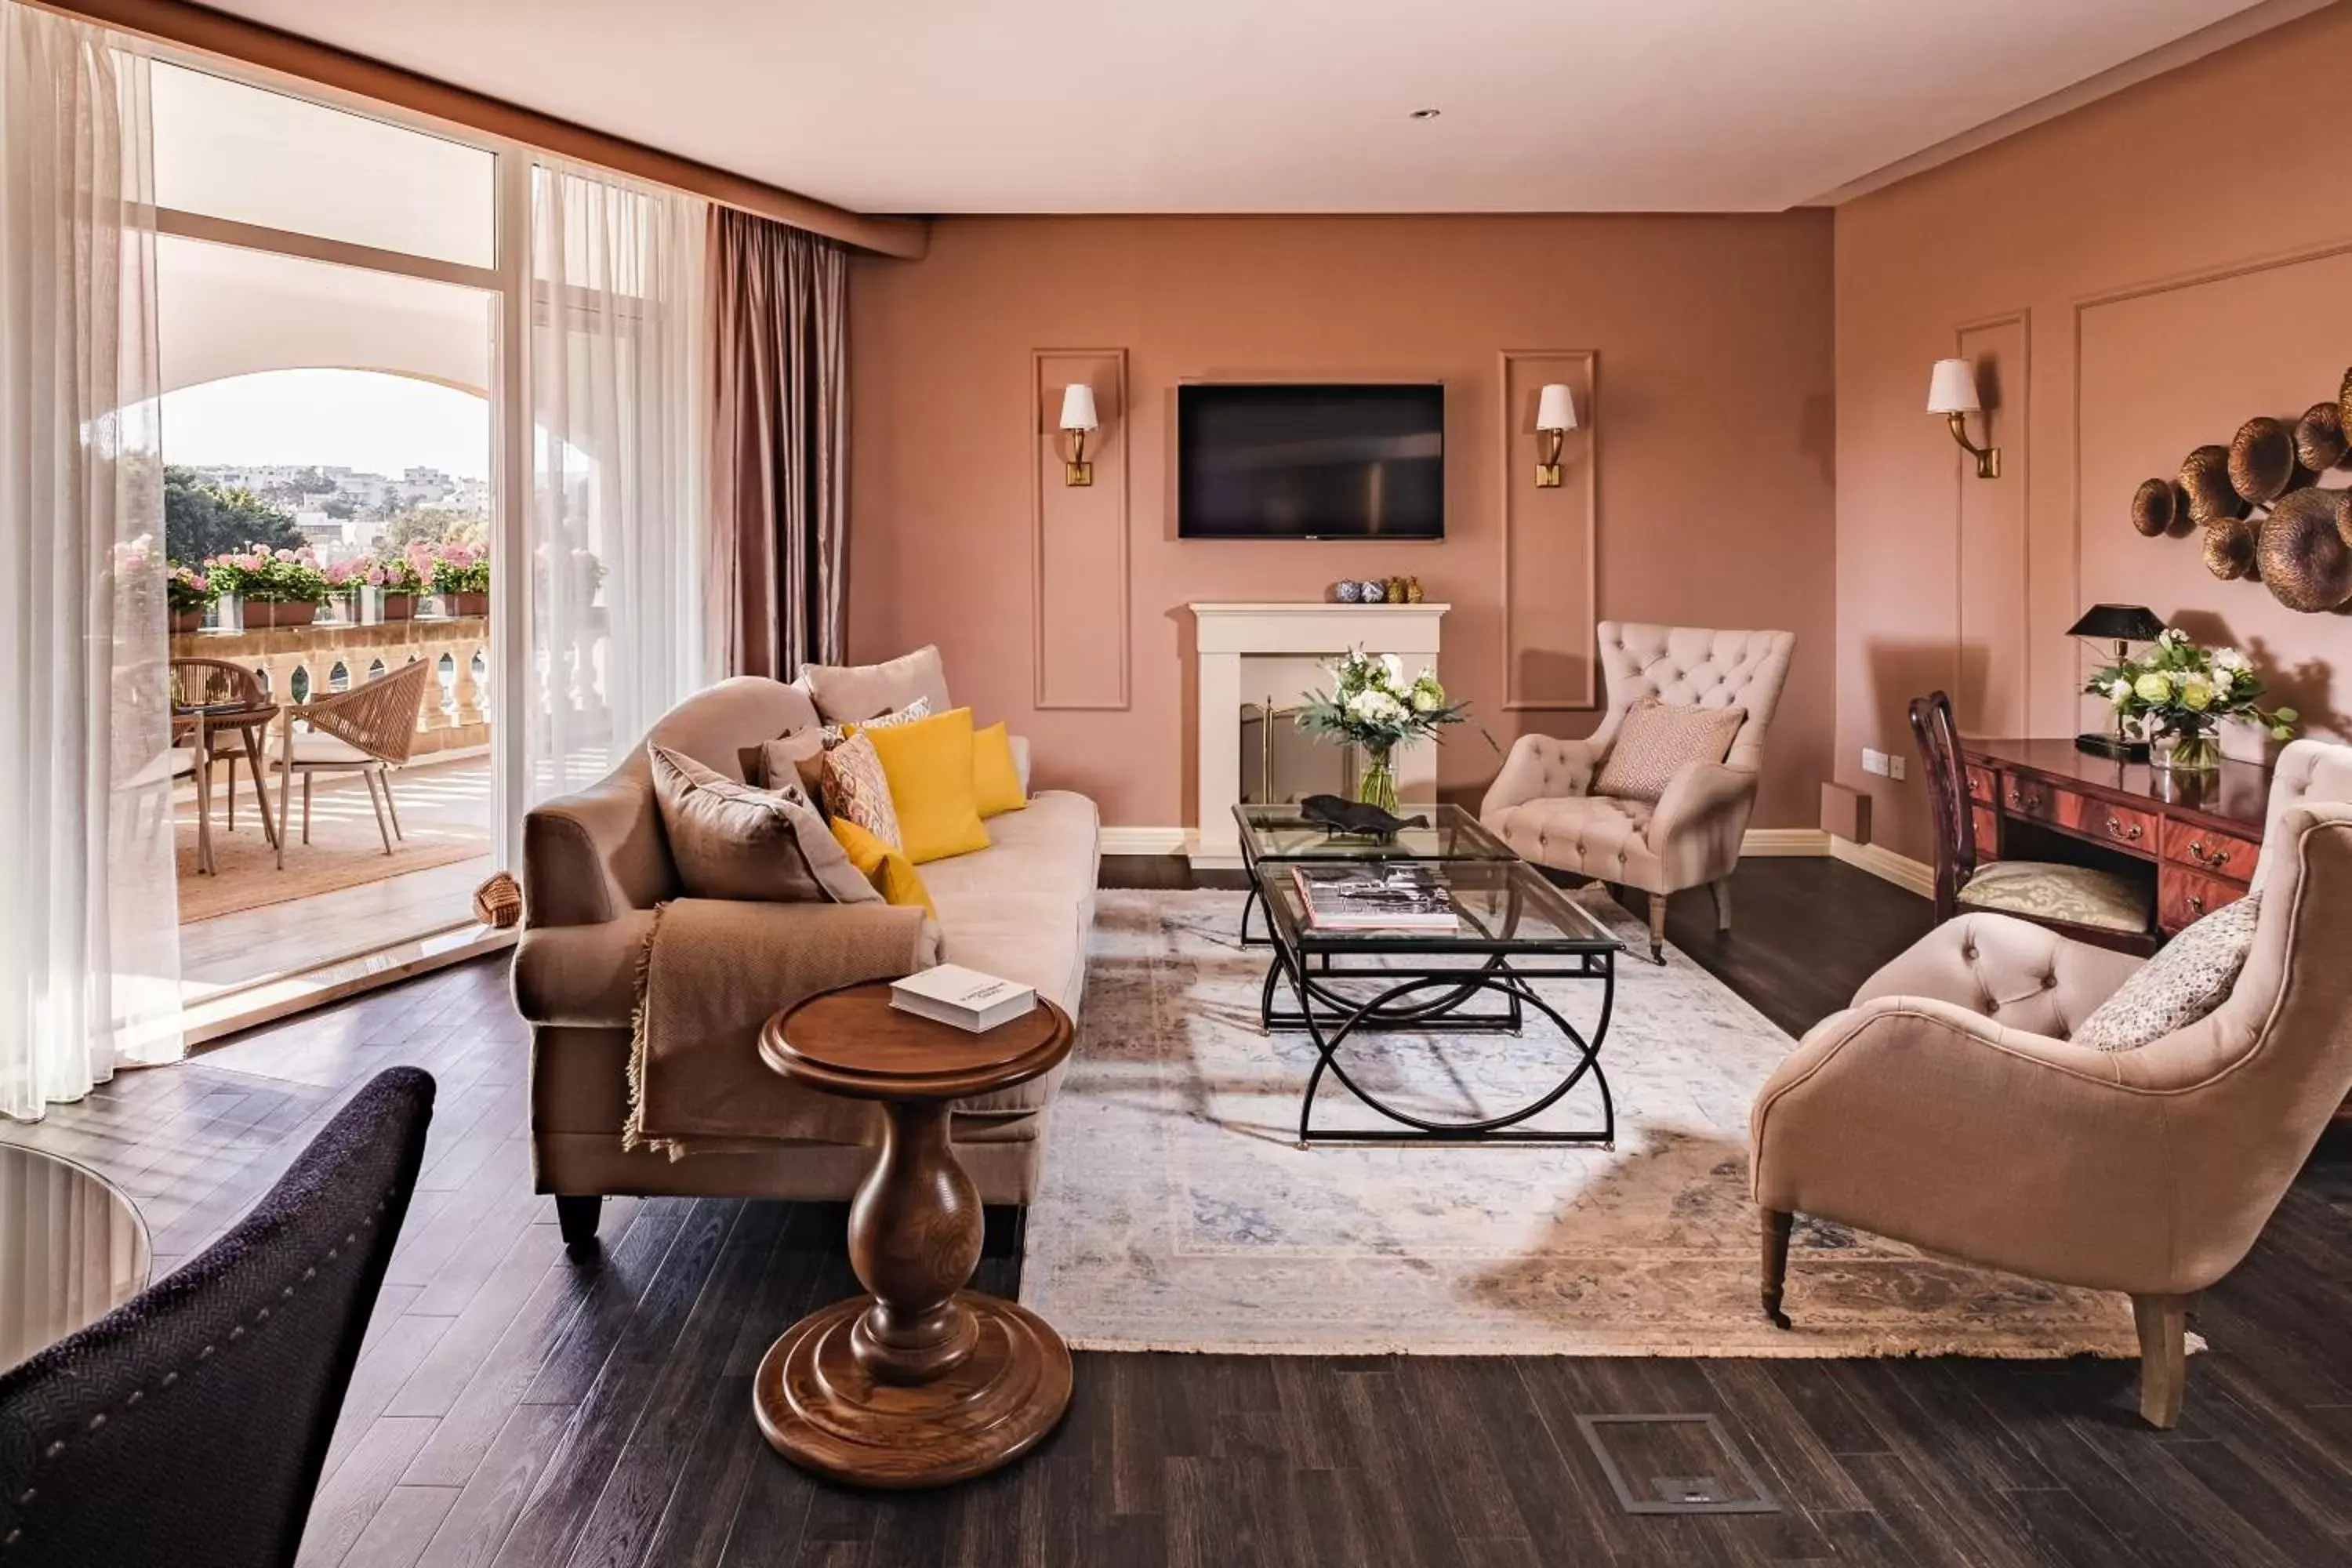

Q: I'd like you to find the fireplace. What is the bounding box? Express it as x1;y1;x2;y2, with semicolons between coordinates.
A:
1187;601;1448;866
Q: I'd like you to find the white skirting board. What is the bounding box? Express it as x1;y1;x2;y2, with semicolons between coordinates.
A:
1829;836;1937;898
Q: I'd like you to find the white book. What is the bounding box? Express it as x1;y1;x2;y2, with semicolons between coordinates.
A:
889;964;1038;1033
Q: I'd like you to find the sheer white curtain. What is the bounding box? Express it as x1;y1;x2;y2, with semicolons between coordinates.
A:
526;162;708;802
0;2;181;1121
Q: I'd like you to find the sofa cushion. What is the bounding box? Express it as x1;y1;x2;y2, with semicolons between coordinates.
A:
831;816;937;916
1592;699;1744;803
648;744;877;905
932;890;1087;1116
802;644;951;724
820;730;902;849
918;790;1100;912
974;722;1027;818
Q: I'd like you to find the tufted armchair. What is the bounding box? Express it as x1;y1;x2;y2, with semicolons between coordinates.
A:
1480;622;1795;961
1751;740;2352;1428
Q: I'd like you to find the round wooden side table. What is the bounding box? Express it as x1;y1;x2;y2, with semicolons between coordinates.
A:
753;982;1075;1489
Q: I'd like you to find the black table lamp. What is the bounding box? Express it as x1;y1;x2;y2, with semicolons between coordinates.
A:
2067;603;2168;759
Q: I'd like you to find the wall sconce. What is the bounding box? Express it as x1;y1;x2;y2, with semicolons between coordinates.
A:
1058;383;1098;486
1534;382;1577;488
1926;357;2001;479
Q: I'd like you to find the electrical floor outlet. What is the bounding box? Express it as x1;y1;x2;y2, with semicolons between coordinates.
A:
1573;1414;1780;1516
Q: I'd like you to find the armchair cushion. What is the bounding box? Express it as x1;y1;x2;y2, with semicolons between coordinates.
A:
1480;733;1600;818
1851;909;2143;1040
1592;699;1744;802
2074;895;2260;1052
1485;795;1661;888
1958;859;2150;934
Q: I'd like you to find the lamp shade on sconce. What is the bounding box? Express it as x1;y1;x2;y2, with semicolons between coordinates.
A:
1536;383;1577;433
1058;383;1098;433
1926;358;1980;415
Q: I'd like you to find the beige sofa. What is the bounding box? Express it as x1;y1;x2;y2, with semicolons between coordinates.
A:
1751;740;2352;1427
510;673;1098;1244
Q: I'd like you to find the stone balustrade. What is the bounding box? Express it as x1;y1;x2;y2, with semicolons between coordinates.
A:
171;612;492;755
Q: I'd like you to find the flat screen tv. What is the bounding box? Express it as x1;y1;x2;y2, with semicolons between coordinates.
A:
1177;383;1444;540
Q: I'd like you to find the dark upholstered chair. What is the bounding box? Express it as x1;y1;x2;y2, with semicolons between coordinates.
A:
0;1068;434;1566
1910;690;2156;954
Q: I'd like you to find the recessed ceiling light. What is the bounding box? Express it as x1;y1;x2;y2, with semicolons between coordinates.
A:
1408;108;1441;120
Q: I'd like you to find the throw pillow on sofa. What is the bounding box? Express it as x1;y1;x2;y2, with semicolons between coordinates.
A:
855;706;993;864
801;644;952;724
648;744;879;905
973;720;1027;818
830;816;937;916
819;730;902;849
1592;699;1746;802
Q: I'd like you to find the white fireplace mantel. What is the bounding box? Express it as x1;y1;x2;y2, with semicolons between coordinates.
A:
1187;601;1449;866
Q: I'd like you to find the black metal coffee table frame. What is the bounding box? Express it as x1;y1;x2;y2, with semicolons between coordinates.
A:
1245;829;1624;1147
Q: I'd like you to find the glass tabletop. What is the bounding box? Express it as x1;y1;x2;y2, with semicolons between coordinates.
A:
1235;801;1516;864
1;1145;151;1370
1261;856;1624;954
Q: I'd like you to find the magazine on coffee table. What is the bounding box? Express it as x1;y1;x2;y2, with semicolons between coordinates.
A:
1290;862;1461;932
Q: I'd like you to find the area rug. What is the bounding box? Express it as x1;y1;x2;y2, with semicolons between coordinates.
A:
1019;887;2152;1359
176;763;490;922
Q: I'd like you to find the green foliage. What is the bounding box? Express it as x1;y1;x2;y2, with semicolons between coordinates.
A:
2085;629;2297;742
164;466;303;562
1295;648;1480;759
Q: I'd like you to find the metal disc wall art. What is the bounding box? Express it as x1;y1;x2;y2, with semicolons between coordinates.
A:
2253;488;2352;612
2136;366;2352;614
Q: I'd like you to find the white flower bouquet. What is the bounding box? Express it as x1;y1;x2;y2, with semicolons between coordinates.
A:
1296;648;1475;810
2085;628;2296;772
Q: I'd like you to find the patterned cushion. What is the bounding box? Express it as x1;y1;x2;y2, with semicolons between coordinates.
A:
818;694;931;748
2074;895;2260;1052
1592;699;1745;802
819;730;902;850
1957;860;2151;934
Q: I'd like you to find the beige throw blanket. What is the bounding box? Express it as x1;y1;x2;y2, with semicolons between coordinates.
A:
626;898;937;1159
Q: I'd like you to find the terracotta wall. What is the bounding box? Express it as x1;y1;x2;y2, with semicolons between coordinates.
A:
848;214;1835;830
1835;4;2352;862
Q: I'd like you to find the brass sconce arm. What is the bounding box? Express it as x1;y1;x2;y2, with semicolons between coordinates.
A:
1944;411;2001;480
1064;426;1093;487
1534;426;1566;488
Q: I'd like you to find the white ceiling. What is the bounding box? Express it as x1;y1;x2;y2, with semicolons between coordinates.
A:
203;0;2287;214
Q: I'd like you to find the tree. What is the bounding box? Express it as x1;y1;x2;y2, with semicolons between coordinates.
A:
164;466;305;562
382;506;488;551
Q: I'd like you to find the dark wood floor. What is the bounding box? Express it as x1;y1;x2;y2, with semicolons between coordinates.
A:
9;858;2352;1566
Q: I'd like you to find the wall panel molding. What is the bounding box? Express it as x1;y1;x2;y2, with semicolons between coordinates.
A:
1497;350;1599;710
1952;311;2031;736
1031;348;1131;710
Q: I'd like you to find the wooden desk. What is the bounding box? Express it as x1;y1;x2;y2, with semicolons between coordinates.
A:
1959;738;2270;938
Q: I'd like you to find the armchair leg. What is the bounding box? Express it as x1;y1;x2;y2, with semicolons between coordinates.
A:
1761;1209;1793;1329
1646;894;1668;964
1711;877;1733;931
2131;1292;2194;1428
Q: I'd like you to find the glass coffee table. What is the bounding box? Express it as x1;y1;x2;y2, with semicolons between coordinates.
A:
1236;804;1624;1146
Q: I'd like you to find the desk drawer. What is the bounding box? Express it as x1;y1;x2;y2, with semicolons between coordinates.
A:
2000;777;2156;853
2161;864;2248;932
1965;764;1997;807
2162;818;2258;884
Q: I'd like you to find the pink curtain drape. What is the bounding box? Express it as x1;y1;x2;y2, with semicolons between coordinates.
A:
706;208;848;681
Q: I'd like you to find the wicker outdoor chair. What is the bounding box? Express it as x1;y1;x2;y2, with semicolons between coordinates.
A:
170;655;279;844
271;657;434;867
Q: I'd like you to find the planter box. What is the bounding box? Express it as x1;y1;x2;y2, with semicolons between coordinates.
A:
170;610;205;634
244;601;321;630
447;590;489;618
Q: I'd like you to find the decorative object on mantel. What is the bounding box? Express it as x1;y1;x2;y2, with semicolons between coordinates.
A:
2255;485;2352;612
1332;579;1362;603
1296;648;1478;813
1298;793;1430;839
1405;575;1424;603
1925;358;2001;478
2084;627;2296;775
2136;365;2352;613
1384;576;1407;604
2065;604;2167;758
2129;478;2184;537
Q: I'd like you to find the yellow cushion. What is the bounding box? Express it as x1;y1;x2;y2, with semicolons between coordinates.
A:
854;706;992;864
972;721;1028;818
829;816;936;917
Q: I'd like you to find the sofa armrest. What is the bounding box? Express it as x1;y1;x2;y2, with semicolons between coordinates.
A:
1853;911;2144;1040
522;771;671;928
1749;995;2186;1293
1482;733;1601;817
512;902;940;1028
1643;761;1758;889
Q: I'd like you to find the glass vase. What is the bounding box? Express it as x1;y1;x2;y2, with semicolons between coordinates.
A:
1356;744;1399;814
2151;729;2222;775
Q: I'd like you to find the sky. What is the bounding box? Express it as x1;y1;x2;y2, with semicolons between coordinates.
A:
160;368;492;480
